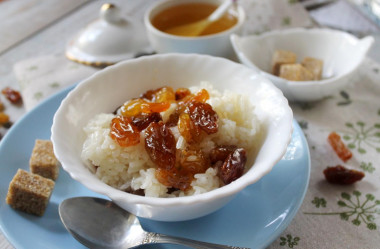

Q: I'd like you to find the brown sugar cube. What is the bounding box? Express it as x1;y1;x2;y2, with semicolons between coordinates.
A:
279;64;314;81
272;50;297;76
29;140;59;180
6;169;55;216
302;57;324;80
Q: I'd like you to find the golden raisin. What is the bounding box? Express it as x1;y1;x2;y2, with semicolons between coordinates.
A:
190;89;209;103
110;116;140;147
0;112;10;125
144;122;176;170
141;87;175;103
178;113;203;143
323;165;364;185
0;101;4;112
180;88;210;105
328;132;352;162
120;98;170;117
179;149;208;175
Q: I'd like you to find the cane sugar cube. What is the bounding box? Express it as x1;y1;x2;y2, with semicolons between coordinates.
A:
30;140;59;180
279;64;314;81
272;50;297;76
6;169;55;216
302;57;323;80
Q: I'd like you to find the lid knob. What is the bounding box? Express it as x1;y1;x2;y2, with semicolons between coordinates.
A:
100;3;123;24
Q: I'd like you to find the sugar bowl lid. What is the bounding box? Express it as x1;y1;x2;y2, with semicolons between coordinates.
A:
66;3;150;67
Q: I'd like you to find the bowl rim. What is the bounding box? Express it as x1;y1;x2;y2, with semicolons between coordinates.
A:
51;53;293;207
144;0;246;40
231;27;374;87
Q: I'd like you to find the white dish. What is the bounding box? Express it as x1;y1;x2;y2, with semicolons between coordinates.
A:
231;28;374;101
66;3;150;66
51;53;293;221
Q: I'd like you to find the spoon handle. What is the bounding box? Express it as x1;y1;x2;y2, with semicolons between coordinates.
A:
142;232;250;249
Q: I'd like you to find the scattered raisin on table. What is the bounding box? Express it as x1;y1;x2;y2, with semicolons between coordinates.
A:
323;165;364;185
110;116;140;147
328;132;352;162
219;148;247;184
144;122;176;170
0;112;10;125
1;87;22;104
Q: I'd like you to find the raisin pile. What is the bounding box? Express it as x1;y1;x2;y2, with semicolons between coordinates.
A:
109;86;248;192
324;132;364;185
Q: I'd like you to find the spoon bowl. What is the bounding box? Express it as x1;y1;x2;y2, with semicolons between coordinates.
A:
59;197;249;249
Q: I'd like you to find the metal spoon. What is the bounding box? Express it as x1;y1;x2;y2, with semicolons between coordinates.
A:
164;0;234;37
59;197;250;249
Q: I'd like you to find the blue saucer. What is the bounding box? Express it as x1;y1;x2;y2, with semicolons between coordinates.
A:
0;86;310;249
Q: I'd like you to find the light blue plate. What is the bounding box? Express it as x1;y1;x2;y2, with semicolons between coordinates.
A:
0;86;310;249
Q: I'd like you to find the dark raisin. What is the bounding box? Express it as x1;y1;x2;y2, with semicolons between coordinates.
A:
129;188;145;196
1;87;22;104
175;88;191;100
187;101;218;135
166;111;180;127
155;168;193;191
131;112;162;130
219;148;247;184
144;122;176;170
209;145;238;164
323;165;364;185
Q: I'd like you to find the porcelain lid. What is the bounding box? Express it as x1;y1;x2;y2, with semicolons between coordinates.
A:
66;3;151;66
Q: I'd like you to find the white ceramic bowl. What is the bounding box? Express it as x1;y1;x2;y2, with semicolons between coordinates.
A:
144;0;245;58
51;53;293;221
231;28;374;102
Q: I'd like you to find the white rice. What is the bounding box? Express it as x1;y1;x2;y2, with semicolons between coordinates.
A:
81;82;261;197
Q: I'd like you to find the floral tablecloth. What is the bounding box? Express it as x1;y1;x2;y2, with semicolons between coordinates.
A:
10;0;380;248
268;57;380;249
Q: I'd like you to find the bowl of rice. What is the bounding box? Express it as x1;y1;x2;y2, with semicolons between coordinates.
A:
51;53;293;221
